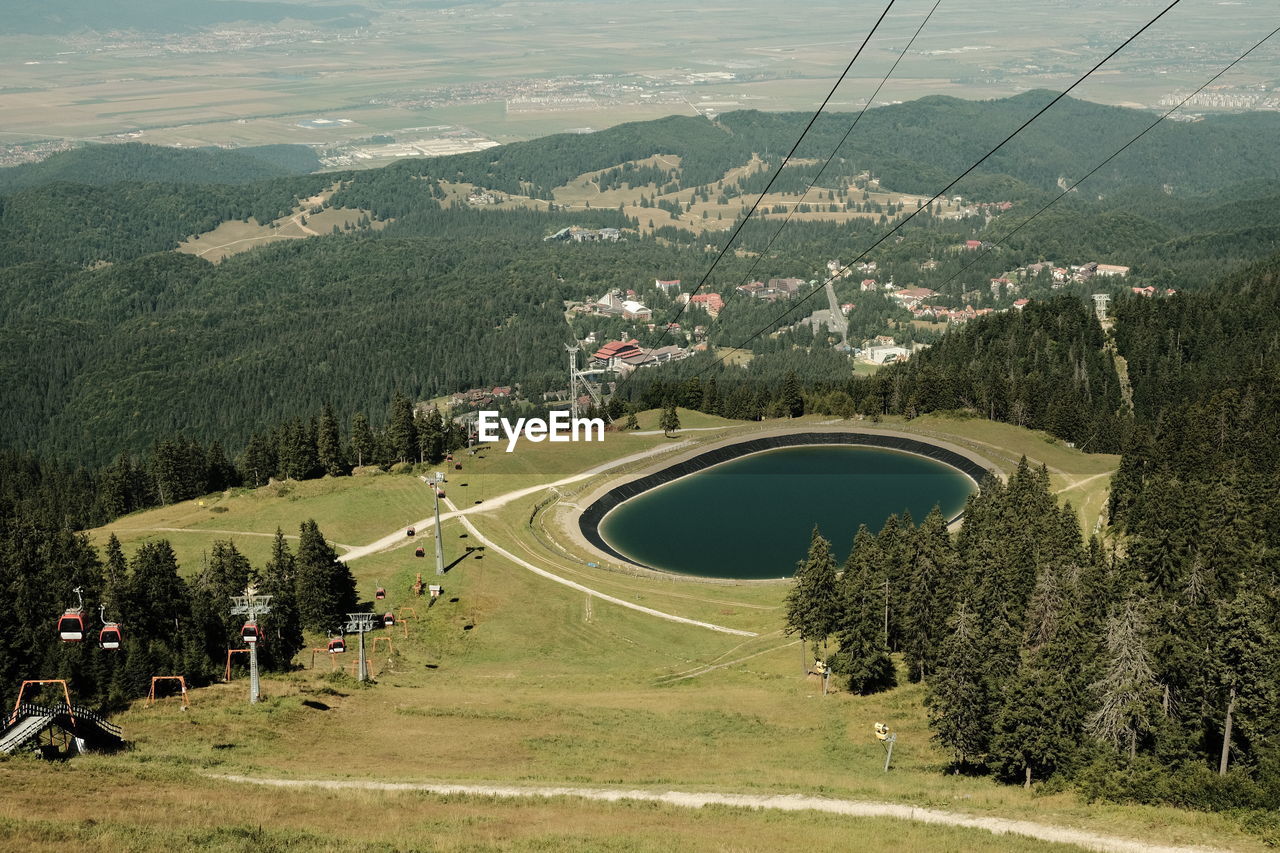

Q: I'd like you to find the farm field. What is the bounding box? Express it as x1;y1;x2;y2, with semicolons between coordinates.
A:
17;410;1263;850
1;1;1272;154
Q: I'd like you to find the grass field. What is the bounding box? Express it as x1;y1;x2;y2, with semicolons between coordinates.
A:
175;184;385;263
20;412;1252;851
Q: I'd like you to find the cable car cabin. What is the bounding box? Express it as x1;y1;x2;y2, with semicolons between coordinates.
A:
453;463;462;470
241;622;263;644
382;612;395;628
58;610;85;642
375;586;386;600
436;490;446;499
406;527;416;537
99;624;123;650
327;637;346;654
415;547;425;558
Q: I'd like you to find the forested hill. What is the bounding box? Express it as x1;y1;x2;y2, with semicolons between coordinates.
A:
343;94;1280;202
0;143;320;192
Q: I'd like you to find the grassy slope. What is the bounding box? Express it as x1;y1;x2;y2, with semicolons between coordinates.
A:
25;414;1253;851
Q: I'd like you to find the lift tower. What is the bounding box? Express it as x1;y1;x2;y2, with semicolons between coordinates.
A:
566;342;606;420
229;587;272;704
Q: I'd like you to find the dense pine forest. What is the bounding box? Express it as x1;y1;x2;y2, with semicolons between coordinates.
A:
779;255;1280;827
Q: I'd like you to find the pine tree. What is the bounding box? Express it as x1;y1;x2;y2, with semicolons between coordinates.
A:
386;391;418;464
902;506;957;682
259;529;305;671
659;404;681;437
624;408;639;431
351;412;375;468
1211;590;1280;774
1087;596;1161;760
989;566;1090;786
294;520;357;634
241;431;276;487
784;526;840;671
316;403;345;477
780;370;804;417
418;406;445;463
927;600;993;767
832;526;896;694
701;377;721;415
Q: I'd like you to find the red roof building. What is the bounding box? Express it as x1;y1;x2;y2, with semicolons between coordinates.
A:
690;292;725;316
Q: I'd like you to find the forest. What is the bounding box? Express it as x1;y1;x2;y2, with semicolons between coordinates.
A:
778;255;1280;825
2;98;1278;468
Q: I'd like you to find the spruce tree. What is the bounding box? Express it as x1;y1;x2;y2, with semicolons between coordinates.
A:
351;412;375;468
834;526;897;694
294;520;357;634
989;566;1090;786
903;507;957;682
784;526;839;671
317;403;345;477
386;391;418;464
1087;596;1161;760
928;600;994;767
659;404;681;437
259;529;305;670
780;370;804;418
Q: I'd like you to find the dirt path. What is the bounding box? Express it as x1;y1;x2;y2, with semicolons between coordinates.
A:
206;774;1226;853
1054;471;1112;495
339;440;696;563
444;495;756;637
108;526;354;551
194;233;304;257
657;639;799;682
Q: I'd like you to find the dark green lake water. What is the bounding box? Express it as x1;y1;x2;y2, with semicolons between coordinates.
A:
598;445;975;579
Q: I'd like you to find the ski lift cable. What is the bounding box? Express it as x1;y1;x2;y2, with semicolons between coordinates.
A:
724;0;945;303
689;0;1186;375
608;0;902;399
930;22;1280;297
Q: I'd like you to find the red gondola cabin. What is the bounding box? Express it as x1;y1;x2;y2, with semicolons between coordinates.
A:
327;637;346;654
58;610;85;642
99;624;122;650
241;621;263;644
453;463;462;470
375;586;386;600
415;547;425;558
406;527;415;537
382;612;395;628
436;490;446;499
